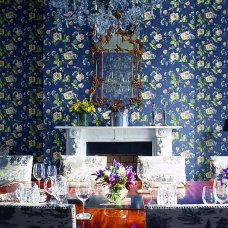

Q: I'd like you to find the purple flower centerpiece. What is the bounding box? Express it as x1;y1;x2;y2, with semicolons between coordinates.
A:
95;160;136;204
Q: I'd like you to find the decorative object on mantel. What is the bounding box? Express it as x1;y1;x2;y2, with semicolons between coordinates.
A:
110;109;128;126
95;160;136;204
223;119;228;131
162;101;167;126
151;101;168;126
69;100;95;126
151;103;156;126
49;0;163;41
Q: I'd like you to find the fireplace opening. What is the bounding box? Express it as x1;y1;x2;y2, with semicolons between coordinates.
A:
86;142;152;171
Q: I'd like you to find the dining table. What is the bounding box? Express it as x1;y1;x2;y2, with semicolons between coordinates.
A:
74;181;213;228
0;181;214;228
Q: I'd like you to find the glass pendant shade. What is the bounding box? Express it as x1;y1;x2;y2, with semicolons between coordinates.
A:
50;0;162;41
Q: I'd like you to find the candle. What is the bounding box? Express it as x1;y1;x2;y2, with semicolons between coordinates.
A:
94;0;97;11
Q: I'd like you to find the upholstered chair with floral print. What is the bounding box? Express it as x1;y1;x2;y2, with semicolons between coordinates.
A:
137;156;186;189
210;156;228;179
61;155;107;185
0;155;33;182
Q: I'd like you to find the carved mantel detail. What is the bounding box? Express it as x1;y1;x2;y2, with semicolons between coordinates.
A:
56;126;182;156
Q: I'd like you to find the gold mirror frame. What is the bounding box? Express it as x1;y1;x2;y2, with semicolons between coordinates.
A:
89;26;143;112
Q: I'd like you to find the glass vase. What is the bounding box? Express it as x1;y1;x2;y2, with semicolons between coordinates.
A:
213;178;228;204
106;187;128;205
78;113;89;126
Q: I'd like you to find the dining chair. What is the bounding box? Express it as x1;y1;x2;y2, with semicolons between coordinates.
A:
0;203;76;228
137;156;186;188
0;155;33;182
61;155;107;185
210;156;228;178
146;204;228;228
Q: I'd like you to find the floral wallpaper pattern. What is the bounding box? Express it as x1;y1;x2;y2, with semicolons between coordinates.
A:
0;0;43;162
0;0;227;180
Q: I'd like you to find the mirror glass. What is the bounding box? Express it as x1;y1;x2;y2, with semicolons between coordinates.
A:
90;31;143;111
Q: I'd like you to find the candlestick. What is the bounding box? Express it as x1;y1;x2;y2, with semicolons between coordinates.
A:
94;0;97;11
151;103;156;126
162;101;167;126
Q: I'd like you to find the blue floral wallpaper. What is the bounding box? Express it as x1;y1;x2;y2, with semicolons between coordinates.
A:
0;0;43;162
0;0;227;180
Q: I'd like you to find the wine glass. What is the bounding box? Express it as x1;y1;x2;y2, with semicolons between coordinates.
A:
137;162;145;193
33;163;45;189
76;181;92;220
202;186;216;204
47;165;57;178
213;179;228;204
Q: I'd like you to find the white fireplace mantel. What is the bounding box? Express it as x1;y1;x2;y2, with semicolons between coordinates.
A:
55;126;182;156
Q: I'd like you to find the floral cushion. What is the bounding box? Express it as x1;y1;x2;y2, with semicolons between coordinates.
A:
0;203;76;228
0;156;33;182
137;156;186;188
210;156;228;178
61;155;107;183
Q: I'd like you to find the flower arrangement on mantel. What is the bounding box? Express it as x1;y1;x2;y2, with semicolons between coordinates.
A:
69;99;95;114
69;99;95;126
95;160;136;204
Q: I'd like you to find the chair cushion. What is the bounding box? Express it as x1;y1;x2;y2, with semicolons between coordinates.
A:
210;156;228;177
0;156;33;182
61;155;107;183
137;156;186;188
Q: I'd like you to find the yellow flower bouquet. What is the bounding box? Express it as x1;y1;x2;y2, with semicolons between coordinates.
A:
69;100;95;126
69;100;95;114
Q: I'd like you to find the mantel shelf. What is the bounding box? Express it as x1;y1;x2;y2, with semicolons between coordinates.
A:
55;126;183;156
55;126;182;130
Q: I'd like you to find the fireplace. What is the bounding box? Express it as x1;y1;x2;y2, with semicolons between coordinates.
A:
87;141;152;169
55;126;182;161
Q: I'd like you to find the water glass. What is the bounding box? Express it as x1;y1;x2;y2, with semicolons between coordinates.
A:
16;182;40;203
157;182;177;205
45;175;68;204
202;186;216;204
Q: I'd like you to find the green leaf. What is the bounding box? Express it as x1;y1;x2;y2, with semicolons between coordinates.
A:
71;43;78;50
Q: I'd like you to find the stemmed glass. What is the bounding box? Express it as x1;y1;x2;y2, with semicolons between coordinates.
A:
33;163;45;190
47;165;57;178
202;186;216;204
76;181;92;220
137;162;145;193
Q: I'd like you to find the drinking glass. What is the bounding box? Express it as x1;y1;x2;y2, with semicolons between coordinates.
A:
33;163;45;189
45;175;68;204
76;181;92;220
15;182;40;203
202;186;216;204
47;165;57;178
213;179;228;204
137;162;146;193
157;182;177;205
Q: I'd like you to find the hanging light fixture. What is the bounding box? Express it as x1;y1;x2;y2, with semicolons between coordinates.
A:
50;0;162;41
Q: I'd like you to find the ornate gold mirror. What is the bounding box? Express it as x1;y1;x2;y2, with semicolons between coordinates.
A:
90;27;143;111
